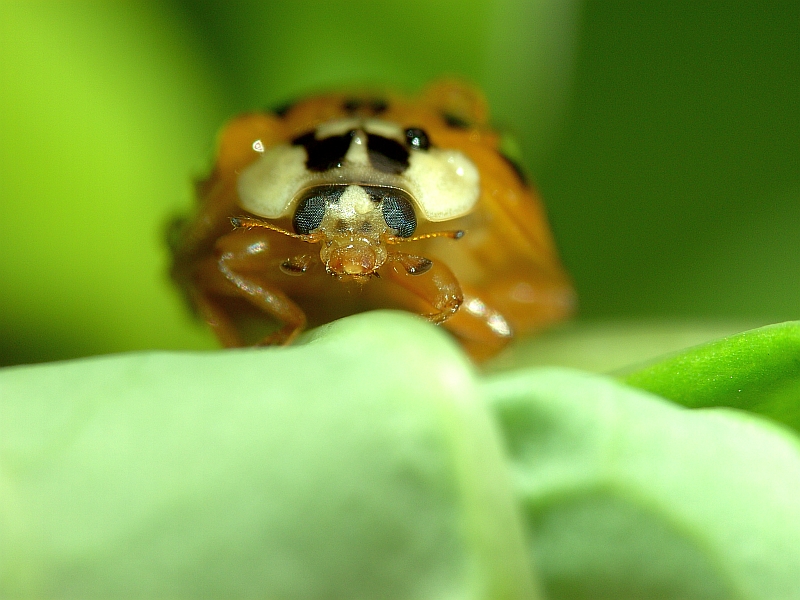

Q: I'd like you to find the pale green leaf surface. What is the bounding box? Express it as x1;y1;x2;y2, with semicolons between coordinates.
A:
487;320;761;374
625;322;800;433
486;368;800;600
4;312;800;599
0;312;538;600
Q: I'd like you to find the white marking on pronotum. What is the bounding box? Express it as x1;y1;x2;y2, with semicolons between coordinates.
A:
314;118;359;139
237;117;481;224
238;144;308;218
344;131;370;166
404;149;480;221
363;119;404;140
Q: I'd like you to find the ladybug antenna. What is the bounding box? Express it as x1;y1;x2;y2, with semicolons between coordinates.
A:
230;216;322;243
386;230;465;244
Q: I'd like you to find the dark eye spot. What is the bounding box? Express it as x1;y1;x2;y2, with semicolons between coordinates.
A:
292;186;345;234
292;130;354;172
367;134;410;174
381;194;417;238
441;112;470;129
405;128;430;151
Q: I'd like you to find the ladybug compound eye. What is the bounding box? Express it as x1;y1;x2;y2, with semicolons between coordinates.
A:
405;128;430;151
292;195;326;235
292;186;345;234
381;194;417;238
360;185;418;238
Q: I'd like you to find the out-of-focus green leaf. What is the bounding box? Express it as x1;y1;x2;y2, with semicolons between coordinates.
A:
487;320;759;373
0;2;226;364
0;311;539;599
486;368;800;600
624;321;800;434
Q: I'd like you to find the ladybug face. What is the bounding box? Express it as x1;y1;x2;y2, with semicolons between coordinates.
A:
170;80;574;360
236;117;480;279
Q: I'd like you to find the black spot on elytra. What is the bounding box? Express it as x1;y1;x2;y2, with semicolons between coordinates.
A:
270;100;295;118
441;112;470;129
342;98;388;115
367;134;410;174
405;127;430;151
370;99;388;114
342;98;361;113
291;130;355;172
292;185;346;234
499;152;529;186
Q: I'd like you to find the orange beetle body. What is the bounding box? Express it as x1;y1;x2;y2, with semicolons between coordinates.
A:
170;81;574;360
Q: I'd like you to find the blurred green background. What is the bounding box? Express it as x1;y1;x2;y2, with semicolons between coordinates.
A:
0;1;797;366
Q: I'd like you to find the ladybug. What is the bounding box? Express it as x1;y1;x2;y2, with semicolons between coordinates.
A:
170;80;574;360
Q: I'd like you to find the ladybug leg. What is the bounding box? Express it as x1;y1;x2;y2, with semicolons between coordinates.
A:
216;262;307;346
279;253;317;276
188;228;308;346
480;268;576;332
439;287;515;362
381;252;463;324
380;253;513;360
187;282;246;347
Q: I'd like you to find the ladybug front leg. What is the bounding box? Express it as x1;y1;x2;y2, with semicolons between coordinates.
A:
191;227;308;346
439;287;514;361
381;253;513;360
381;252;463;324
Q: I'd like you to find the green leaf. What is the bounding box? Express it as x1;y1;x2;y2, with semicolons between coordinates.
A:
0;3;226;364
485;368;800;600
624;321;800;434
0;312;539;599
5;312;800;598
487;320;757;373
